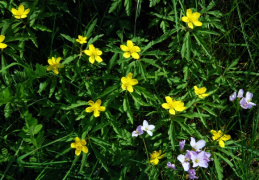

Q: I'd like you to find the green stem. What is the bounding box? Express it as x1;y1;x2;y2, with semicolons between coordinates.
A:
142;137;149;165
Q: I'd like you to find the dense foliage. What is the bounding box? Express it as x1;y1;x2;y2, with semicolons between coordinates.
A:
0;0;258;179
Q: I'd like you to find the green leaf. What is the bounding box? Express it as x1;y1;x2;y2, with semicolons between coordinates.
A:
33;124;43;135
193;33;212;59
123;94;133;124
91;137;111;147
181;31;191;60
214;154;223;180
108;0;122;14
91;145;109;172
214;152;233;167
61;33;75;43
168;121;175;150
32;24;52;32
130;92;150;106
86;19;98;38
63;101;88;110
61;54;79;65
199;105;217;117
91;122;110;133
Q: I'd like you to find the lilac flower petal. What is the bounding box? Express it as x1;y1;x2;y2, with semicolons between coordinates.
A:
148;125;155;131
179;140;186;151
188;169;199;179
229;92;236;101
136;125;143;135
146;130;153;136
237;89;244;98
183;162;190;171
240;98;248;109
177;154;185;163
143;120;148;127
167;162;176;170
132;131;138;137
190;137;196;147
196;140;206;150
245;92;253;101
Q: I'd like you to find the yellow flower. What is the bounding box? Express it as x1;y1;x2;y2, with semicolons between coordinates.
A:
46;57;64;75
181;9;202;29
85;99;106;117
150;150;165;165
194;86;209;99
71;137;88;156
121;72;138;93
84;44;103;64
76;35;87;44
11;4;30;19
0;35;7;49
162;96;187;115
211;130;231;148
120;40;141;59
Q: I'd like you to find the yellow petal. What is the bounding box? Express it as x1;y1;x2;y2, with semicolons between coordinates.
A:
193;20;202;27
133;46;140;52
71;143;76;148
82;146;88;153
89;44;95;52
174;105;186;112
88;100;95;106
192;12;201;19
18;4;25;13
89;56;95;64
150;158;159;165
93;110;100;117
85;107;93;113
11;8;18;15
75;137;81;142
131;52;140;59
0;35;5;42
75;149;81;156
0;43;7;49
129;79;138;85
121;84;126;90
56;57;61;63
96;49;102;56
121;77;127;83
126;40;134;48
96;99;102;106
169;108;175;115
99;106;106;112
188;22;194;29
221;134;231;141
162;103;170;109
201;93;209;98
123;52;131;58
21;14;27;19
210;130;217;135
127;85;134;93
81;139;86;146
84;50;92;56
165;96;173;104
120;45;129;51
186;9;192;17
219;140;225;148
53;69;59;74
181;16;189;23
95;56;103;62
46;66;53;71
127;72;133;79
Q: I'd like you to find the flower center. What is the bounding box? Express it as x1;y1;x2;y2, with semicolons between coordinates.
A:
195;159;199;163
184;158;189;162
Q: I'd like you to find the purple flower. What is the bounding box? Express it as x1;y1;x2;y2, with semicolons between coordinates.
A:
240;92;256;109
229;92;236;101
179;140;186;151
132;125;144;137
204;152;211;162
187;169;198;179
167;162;176;170
190;137;206;152
191;151;209;168
177;150;192;171
141;120;155;136
237;89;244;98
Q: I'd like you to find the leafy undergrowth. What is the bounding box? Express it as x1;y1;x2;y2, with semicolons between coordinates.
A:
0;0;258;180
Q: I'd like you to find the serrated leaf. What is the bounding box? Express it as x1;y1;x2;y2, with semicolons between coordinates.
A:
60;33;75;43
214;154;223;180
32;24;52;32
91;145;109;172
108;0;122;14
123;94;133;124
61;54;78;65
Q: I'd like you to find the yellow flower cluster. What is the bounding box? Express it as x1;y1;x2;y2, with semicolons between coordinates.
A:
11;4;30;19
71;137;88;156
211;130;231;148
150;150;165;165
181;9;202;29
162;96;187;115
